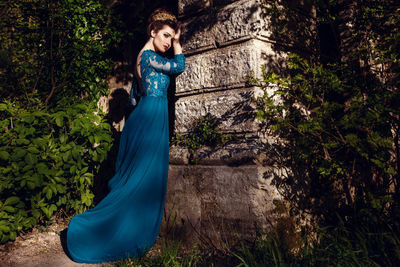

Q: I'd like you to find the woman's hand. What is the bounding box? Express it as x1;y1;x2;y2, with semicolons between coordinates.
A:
173;23;182;43
172;23;183;55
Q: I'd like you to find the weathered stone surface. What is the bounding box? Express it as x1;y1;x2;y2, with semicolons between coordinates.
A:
212;0;241;6
174;87;263;133
178;0;211;16
180;14;216;54
181;0;270;54
163;165;282;246
161;0;287;248
210;0;269;46
177;39;275;94
169;134;267;166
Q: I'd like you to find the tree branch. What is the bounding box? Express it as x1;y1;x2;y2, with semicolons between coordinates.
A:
45;0;55;105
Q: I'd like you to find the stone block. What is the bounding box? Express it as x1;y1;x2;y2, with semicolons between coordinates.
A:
174;87;263;133
181;0;270;54
162;165;282;247
161;165;202;244
177;39;279;93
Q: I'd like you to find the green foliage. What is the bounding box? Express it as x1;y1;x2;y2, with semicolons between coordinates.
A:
0;0;122;105
108;220;400;266
0;99;113;243
0;0;122;244
251;0;400;227
231;219;400;267
172;114;232;150
171;114;235;163
115;241;201;267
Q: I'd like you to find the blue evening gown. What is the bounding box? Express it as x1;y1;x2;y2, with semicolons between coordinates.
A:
66;49;186;263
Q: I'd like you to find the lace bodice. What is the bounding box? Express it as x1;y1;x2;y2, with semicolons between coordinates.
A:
131;49;185;102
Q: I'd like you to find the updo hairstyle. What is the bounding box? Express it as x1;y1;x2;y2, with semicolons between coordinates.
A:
147;8;179;38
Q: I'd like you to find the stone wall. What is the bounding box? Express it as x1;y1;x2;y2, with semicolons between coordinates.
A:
162;0;286;247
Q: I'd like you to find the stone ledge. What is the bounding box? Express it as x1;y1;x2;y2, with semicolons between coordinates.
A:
169;133;281;166
175;83;247;97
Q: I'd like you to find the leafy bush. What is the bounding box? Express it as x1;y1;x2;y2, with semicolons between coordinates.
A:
0;0;122;105
249;54;399;225
249;0;400;228
0;99;112;243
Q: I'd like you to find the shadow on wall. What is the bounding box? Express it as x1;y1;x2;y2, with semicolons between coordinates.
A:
92;88;133;204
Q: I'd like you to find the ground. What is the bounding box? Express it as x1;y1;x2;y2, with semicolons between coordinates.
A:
0;217;166;267
0;217;111;267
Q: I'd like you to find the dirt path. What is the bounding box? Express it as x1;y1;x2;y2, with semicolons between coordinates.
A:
0;218;112;267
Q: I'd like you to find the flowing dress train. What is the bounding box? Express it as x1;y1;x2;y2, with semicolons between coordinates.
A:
66;49;185;263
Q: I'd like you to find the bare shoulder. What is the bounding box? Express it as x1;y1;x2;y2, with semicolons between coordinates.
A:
137;49;145;65
137;49;152;65
136;49;146;79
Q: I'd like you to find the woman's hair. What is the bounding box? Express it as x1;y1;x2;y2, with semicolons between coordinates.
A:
147;8;178;37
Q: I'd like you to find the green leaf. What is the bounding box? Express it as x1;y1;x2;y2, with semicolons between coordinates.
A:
12;148;27;160
15;139;30;145
3;206;16;213
4;196;20;206
31;209;41;219
62;150;71;162
0;151;10;160
0;225;10;233
9;231;16;241
54;176;67;184
72;149;80;160
55;116;63;127
36;163;49;175
70;165;76;174
25;153;38;165
0;103;7;111
49;204;57;215
45;188;52;200
27;146;40;154
22;164;33;172
26;181;36;190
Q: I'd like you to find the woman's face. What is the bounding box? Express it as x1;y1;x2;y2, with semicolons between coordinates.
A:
151;25;175;53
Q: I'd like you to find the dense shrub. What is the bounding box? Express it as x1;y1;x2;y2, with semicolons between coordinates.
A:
0;99;112;243
0;0;176;245
0;0;122;105
251;0;400;227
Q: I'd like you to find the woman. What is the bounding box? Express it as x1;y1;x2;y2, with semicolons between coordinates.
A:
65;8;186;263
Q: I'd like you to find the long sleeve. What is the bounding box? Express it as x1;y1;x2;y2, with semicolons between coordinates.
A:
145;50;186;75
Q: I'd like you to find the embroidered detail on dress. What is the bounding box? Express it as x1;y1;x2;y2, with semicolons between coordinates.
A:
137;49;186;98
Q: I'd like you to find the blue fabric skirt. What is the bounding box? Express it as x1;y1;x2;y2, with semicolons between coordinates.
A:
66;96;169;263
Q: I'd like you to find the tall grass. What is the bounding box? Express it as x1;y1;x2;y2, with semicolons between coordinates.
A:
108;218;400;267
110;241;202;267
232;218;400;267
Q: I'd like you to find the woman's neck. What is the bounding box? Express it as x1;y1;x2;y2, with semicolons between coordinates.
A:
143;40;156;52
